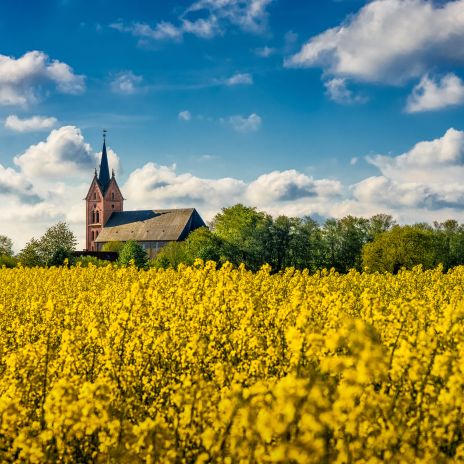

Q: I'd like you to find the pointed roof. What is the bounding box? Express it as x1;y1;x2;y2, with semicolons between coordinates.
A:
98;132;110;192
94;209;206;242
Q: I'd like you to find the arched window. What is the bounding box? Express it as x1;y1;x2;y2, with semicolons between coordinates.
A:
111;192;115;200
96;211;100;223
93;192;97;200
91;211;95;223
91;231;94;241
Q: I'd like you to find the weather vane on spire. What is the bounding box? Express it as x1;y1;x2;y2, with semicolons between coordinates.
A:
103;129;107;141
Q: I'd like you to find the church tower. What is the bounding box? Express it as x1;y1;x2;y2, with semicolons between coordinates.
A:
85;132;124;251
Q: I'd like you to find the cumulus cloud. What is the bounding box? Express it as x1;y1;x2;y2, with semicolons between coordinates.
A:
122;163;341;221
226;73;253;86
246;170;342;204
5;115;57;132
13;126;95;179
286;0;464;85
0;164;41;203
348;128;464;216
110;71;143;94
123;163;246;213
406;73;464;113
366;128;464;184
0;51;85;106
111;0;273;43
178;110;192;121
223;113;262;133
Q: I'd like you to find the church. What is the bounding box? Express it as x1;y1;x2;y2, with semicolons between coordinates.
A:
85;134;206;257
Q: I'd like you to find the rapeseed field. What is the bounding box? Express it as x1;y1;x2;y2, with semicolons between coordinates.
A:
0;262;463;463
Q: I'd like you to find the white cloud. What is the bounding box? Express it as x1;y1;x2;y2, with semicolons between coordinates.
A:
246;170;341;204
324;78;367;105
223;113;262;133
406;73;464;113
122;163;341;221
123;163;246;214
366;128;464;184
5;115;57;132
226;73;253;86
0;164;40;202
348;128;464;216
111;0;273;42
13;126;95;179
0;51;85;106
110;71;143;94
178;110;192;121
285;0;464;84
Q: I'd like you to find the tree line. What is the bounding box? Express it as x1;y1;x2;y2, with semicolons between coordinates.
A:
2;204;464;273
153;204;464;273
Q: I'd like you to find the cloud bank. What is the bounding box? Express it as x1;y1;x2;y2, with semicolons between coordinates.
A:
3;126;464;251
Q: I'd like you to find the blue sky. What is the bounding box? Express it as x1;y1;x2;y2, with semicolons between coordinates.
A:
1;0;464;249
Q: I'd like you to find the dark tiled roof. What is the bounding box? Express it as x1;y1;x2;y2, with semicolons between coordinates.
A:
98;140;111;193
95;209;206;242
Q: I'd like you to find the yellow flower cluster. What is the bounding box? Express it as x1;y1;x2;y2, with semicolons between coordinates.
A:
1;262;464;462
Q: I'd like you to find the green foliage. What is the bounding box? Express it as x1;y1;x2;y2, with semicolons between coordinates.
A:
18;222;77;267
101;241;124;253
211;204;273;271
0;254;17;268
0;235;13;256
72;255;112;267
17;238;43;267
118;240;148;268
40;222;77;265
183;227;222;264
362;226;437;273
151;241;188;269
48;247;71;267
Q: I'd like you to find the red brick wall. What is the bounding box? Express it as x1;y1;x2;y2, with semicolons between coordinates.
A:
85;178;124;251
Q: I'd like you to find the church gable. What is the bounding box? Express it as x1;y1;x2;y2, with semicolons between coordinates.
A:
85;176;103;201
103;177;124;202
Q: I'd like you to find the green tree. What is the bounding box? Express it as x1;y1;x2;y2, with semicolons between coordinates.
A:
322;216;370;272
362;225;437;273
288;216;324;271
267;216;294;271
72;255;112;267
118;240;148;268
101;241;124;253
0;254;16;268
48;247;71;267
432;220;464;270
18;239;44;267
183;227;222;264
367;214;396;240
0;235;13;256
211;204;272;270
151;241;188;269
40;221;77;265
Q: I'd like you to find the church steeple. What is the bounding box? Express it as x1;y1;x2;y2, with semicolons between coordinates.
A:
98;130;110;191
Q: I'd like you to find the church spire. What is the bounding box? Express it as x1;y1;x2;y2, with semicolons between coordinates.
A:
98;129;110;191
